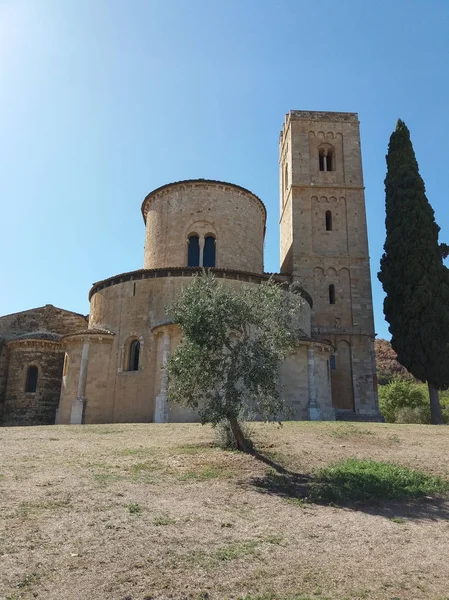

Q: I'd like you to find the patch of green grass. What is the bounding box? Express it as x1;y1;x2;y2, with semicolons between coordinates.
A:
213;540;260;561
16;571;40;588
179;466;232;481
238;594;325;600
328;425;374;439
117;447;155;457
153;515;176;526
127;503;141;514
175;444;211;455
390;517;406;524
128;461;161;483
183;540;262;569
92;472;124;485
16;498;71;516
308;459;449;504
286;497;308;508
265;534;283;545
74;427;125;435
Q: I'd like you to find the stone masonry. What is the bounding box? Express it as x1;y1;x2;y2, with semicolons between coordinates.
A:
0;110;379;426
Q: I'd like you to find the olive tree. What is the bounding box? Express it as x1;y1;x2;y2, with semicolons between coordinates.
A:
166;272;306;451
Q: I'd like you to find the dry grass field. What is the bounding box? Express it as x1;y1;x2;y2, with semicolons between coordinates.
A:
1;421;449;600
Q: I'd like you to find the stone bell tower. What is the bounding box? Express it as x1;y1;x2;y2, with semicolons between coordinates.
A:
279;110;379;419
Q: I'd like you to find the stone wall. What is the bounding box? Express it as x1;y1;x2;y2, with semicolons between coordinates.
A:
0;305;87;338
0;306;88;426
142;181;266;274
280;341;334;421
0;339;8;421
3;340;64;426
279;110;378;417
58;271;313;424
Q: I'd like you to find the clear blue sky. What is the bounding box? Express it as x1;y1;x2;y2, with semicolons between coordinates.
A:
1;0;448;340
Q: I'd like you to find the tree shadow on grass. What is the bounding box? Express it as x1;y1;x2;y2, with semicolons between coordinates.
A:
248;449;449;522
248;449;312;499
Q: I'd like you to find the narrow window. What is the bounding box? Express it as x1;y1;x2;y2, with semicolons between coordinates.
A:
330;355;336;370
187;235;200;267
128;340;140;372
203;236;216;268
63;353;69;377
329;284;336;305
25;366;38;393
319;147;335;172
325;210;332;231
284;163;289;189
319;149;325;171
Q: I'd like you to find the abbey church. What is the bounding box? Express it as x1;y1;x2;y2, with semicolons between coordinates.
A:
0;111;380;426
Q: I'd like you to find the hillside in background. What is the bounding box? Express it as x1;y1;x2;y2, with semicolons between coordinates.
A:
375;338;414;384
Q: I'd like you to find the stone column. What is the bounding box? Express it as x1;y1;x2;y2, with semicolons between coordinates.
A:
308;346;321;420
70;341;89;424
199;237;205;267
154;330;170;423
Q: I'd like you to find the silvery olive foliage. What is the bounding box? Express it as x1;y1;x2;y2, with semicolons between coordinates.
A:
166;271;306;450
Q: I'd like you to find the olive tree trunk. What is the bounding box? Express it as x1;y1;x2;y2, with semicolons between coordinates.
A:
228;416;248;452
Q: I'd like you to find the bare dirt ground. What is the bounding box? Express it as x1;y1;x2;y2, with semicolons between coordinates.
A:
1;421;449;600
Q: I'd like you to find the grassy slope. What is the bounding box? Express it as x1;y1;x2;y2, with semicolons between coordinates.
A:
1;422;449;600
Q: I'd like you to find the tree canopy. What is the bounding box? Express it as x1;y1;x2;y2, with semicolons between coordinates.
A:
166;272;306;450
378;119;449;423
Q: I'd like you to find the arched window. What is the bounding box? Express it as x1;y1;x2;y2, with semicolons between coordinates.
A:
329;284;336;305
187;234;200;267
203;235;216;268
319;147;335;172
128;340;140;372
325;210;333;231
25;366;38;393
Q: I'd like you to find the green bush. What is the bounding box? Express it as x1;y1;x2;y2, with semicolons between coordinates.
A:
379;379;449;424
308;459;449;504
378;380;429;423
395;406;429;424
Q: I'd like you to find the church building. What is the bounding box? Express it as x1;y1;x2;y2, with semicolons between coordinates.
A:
0;110;380;426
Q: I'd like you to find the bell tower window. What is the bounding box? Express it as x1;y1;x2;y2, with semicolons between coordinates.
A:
319;146;335;172
329;284;336;305
325;210;333;231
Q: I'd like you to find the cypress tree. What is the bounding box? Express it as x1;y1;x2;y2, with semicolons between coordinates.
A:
378;119;449;424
